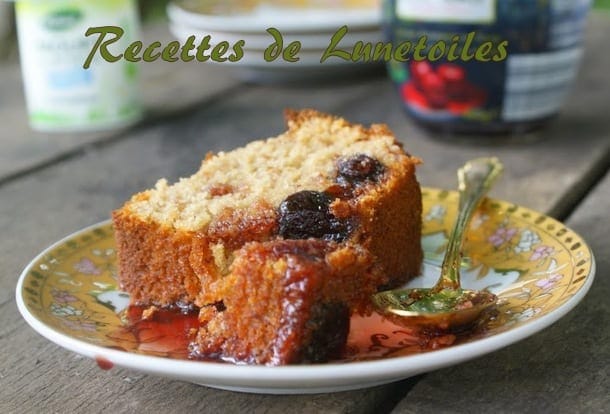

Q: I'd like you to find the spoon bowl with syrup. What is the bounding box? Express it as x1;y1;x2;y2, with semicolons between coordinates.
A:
372;157;504;331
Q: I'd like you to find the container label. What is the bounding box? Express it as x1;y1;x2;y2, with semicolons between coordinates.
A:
387;0;591;128
396;0;496;24
502;48;583;121
15;0;141;131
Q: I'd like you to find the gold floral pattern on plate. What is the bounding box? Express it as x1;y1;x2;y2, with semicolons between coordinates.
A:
16;188;595;392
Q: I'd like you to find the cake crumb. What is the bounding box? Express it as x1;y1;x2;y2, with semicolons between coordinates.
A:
142;306;158;320
208;183;235;197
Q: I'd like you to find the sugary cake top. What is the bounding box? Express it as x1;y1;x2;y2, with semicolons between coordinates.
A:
127;110;411;231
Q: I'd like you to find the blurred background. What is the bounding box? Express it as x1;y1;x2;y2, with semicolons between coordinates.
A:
0;1;608;138
1;0;606;60
0;1;171;60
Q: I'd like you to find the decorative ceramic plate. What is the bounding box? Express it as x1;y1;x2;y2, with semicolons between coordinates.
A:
167;23;383;56
168;1;381;33
167;7;384;82
16;188;595;394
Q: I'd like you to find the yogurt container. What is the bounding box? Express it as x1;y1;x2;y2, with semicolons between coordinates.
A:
384;0;592;133
15;0;142;132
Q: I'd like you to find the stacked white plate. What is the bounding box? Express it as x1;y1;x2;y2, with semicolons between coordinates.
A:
167;1;383;82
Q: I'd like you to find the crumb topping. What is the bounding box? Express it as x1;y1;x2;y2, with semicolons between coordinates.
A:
128;112;409;232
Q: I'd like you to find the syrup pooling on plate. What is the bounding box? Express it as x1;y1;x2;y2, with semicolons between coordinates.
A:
16;187;594;392
108;305;493;363
108;305;200;359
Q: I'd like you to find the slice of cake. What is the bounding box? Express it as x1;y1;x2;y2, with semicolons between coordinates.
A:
193;239;381;364
112;109;422;364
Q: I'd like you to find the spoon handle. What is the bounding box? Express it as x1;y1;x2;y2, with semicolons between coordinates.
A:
434;157;504;292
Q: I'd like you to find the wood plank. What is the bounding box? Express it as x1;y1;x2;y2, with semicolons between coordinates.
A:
1;299;414;413
0;23;237;183
337;15;610;219
0;80;604;411
0;77;393;308
0;80;417;413
391;172;609;414
1;13;608;414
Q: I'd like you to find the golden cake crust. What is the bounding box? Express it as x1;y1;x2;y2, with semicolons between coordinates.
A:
112;109;422;364
113;109;422;308
113;197;202;306
193;239;381;365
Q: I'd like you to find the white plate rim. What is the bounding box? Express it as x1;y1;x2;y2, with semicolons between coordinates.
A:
167;22;384;51
167;2;381;34
16;220;596;394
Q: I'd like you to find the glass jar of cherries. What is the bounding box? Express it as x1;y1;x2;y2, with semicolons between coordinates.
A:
383;0;592;134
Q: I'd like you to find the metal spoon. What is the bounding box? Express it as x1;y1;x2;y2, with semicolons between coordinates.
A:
372;157;504;330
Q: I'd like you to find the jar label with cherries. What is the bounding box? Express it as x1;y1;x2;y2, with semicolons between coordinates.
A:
384;0;592;132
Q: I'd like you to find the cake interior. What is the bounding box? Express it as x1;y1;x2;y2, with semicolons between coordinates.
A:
127;112;408;233
113;110;423;364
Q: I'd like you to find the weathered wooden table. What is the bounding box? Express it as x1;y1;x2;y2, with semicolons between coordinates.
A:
1;13;608;414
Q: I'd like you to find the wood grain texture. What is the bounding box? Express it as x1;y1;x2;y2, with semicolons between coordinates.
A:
0;23;236;183
0;12;608;414
0;80;416;414
391;173;609;414
1;299;415;413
